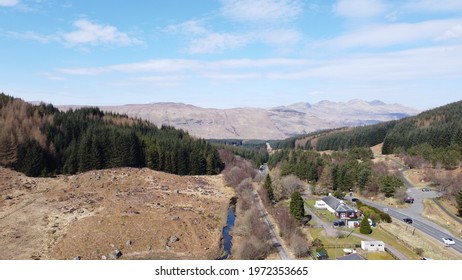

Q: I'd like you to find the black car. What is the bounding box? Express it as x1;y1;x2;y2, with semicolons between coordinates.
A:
403;217;413;224
333;220;345;227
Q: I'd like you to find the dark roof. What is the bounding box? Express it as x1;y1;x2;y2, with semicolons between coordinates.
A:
321;195;356;213
337;253;366;260
321;195;342;210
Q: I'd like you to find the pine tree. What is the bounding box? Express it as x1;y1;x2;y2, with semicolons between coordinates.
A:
360;215;372;234
289;191;305;220
456;189;462;217
263;174;274;201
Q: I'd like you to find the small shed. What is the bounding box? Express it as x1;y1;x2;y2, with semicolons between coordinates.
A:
361;241;385;252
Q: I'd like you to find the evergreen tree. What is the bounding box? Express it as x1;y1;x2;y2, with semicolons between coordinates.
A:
289;191;305;220
263;174;274;201
456;189;462;217
379;175;403;198
359;215;372;234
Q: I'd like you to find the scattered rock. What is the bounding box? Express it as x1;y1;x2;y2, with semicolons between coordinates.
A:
167;235;179;246
73;256;81;260
161;185;169;191
171;216;180;221
109;250;123;260
101;255;107;260
110;243;115;248
176;190;180;194
5;195;13;200
126;240;133;247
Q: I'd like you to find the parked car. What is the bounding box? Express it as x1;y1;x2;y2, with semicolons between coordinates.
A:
351;197;359;202
442;237;455;246
404;196;415;204
403;217;413;224
333;220;345;227
421;187;431;192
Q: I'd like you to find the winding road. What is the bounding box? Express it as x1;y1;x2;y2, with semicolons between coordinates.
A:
360;164;462;255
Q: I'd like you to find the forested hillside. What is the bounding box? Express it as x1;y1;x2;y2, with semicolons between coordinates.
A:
310;100;462;168
0;93;223;177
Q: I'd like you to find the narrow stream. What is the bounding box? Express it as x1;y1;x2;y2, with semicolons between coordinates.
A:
217;197;237;260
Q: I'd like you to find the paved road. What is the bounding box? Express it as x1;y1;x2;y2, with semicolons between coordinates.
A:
361;198;462;255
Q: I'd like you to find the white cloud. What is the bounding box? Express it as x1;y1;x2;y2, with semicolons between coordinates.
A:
436;24;462;41
268;45;462;82
58;58;312;76
112;75;187;87
259;28;302;46
6;18;142;48
187;32;248;54
167;19;302;54
165;20;207;36
6;30;58;43
220;0;303;22
202;73;263;81
166;20;247;54
320;19;462;49
334;0;387;19
0;0;19;7
61;19;142;47
404;0;462;13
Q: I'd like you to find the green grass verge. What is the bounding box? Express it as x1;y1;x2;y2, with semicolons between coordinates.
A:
305;200;337;222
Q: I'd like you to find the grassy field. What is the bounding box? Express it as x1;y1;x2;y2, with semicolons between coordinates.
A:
309;224;419;260
366;252;395;260
305;200;338;222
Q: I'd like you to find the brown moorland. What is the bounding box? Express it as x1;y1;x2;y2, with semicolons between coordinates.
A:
0;167;234;260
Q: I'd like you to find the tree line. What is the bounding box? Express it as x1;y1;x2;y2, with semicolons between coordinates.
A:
0;94;223;177
311;100;462;168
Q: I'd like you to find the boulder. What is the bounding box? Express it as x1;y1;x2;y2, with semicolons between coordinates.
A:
109;250;123;260
167;235;179;246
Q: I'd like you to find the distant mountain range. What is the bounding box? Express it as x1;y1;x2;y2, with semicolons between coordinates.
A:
60;99;419;140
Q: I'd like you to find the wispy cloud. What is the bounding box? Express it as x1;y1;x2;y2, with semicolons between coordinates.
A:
166;19;301;54
6;30;58;43
319;19;462;49
58;58;312;76
111;75;187;87
6;18;142;48
333;0;387;19
403;0;462;13
61;19;142;47
436;24;462;41
166;20;247;54
0;0;19;7
268;44;462;82
220;0;303;22
202;72;263;81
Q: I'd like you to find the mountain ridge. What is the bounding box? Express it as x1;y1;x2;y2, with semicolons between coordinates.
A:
73;99;418;140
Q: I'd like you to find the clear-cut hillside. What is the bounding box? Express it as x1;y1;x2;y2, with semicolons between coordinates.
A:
63;100;419;140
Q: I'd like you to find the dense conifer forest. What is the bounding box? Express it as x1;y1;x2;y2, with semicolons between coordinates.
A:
0;93;223;177
310;100;462;168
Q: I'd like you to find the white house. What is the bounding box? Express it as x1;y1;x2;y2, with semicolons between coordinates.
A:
315;194;359;219
361;241;385;252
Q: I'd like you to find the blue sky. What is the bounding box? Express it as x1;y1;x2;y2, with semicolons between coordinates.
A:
1;0;462;110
